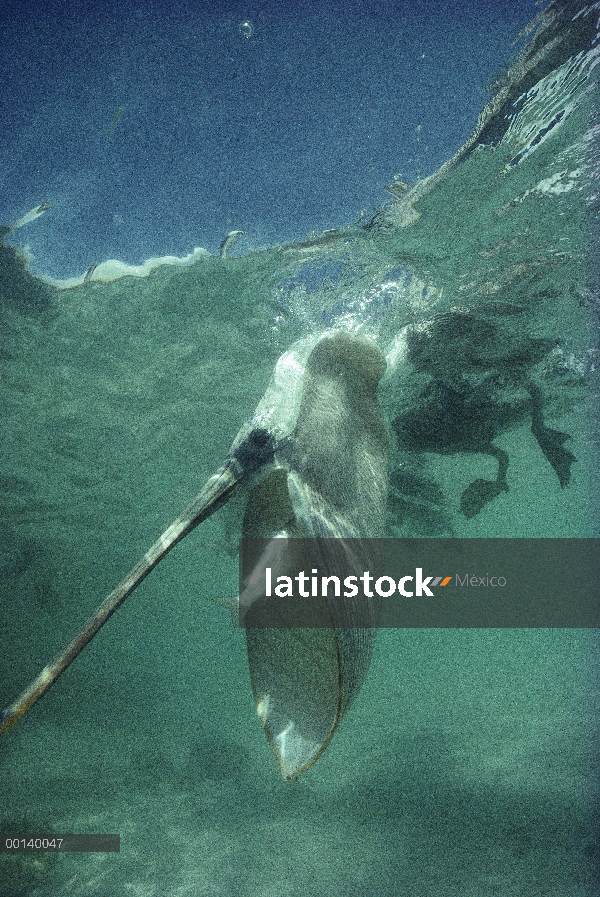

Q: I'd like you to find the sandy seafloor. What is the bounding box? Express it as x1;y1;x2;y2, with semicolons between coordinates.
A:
1;628;597;897
0;412;597;895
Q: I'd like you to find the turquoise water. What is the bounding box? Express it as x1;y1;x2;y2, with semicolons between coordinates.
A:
1;1;598;894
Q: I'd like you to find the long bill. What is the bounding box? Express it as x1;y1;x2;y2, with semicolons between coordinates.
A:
0;458;243;736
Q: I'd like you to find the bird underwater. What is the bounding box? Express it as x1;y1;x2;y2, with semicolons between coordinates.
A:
0;329;390;781
0;201;582;777
0;305;578;777
0;0;591;776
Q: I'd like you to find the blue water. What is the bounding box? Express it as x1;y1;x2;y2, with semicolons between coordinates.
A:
0;0;538;278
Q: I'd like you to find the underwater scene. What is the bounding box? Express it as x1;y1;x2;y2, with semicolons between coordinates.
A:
1;0;599;894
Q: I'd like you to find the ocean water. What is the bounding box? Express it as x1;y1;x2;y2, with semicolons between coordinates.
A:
1;0;599;895
0;0;538;279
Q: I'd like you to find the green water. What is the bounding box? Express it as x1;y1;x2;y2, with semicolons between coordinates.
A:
0;4;598;894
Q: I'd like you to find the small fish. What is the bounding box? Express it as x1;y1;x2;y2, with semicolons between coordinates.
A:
107;106;125;140
11;202;52;231
219;230;245;259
